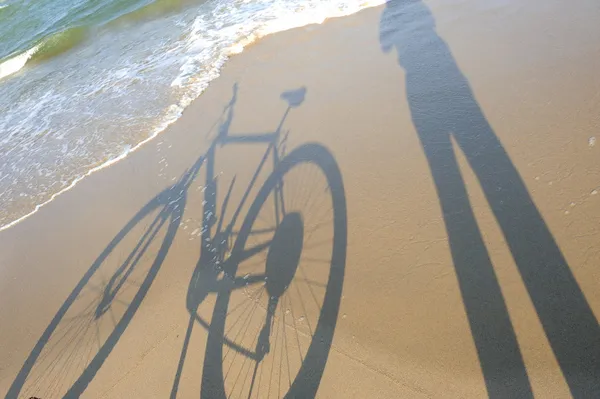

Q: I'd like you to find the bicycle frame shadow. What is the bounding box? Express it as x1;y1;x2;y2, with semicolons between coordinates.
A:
380;0;600;397
170;84;348;399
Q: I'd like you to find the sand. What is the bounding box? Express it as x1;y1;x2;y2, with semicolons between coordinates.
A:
1;0;600;398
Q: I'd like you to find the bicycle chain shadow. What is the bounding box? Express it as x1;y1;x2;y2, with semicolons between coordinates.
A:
380;1;600;397
171;84;348;399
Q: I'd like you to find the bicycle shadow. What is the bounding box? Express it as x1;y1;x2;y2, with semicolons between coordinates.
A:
380;0;600;397
6;82;347;399
171;84;348;399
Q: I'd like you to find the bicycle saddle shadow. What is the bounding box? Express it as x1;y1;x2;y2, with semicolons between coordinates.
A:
280;87;306;108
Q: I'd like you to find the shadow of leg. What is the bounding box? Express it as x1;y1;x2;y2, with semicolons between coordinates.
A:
420;134;532;398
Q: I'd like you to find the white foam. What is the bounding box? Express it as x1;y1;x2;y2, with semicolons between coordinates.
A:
0;46;39;80
171;0;386;98
0;104;184;233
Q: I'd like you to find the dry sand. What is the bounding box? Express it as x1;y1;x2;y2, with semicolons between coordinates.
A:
2;0;600;398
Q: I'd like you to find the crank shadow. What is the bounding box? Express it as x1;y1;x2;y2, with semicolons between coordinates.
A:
380;0;600;397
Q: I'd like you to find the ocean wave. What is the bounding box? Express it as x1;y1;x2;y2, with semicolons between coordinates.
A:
0;0;197;80
30;26;90;64
1;0;385;81
0;26;94;80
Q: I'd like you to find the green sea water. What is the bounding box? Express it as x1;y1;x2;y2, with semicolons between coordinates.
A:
0;0;193;66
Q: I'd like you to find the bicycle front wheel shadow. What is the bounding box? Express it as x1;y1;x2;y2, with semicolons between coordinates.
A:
5;186;185;399
202;143;347;399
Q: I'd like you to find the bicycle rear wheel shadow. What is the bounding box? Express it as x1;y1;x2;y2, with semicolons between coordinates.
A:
5;159;203;399
201;143;347;399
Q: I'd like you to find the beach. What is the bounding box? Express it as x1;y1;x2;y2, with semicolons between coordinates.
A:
1;0;600;397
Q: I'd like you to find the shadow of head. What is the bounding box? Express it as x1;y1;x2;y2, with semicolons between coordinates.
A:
380;0;437;54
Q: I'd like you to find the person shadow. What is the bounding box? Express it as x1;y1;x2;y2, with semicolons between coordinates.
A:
380;0;600;397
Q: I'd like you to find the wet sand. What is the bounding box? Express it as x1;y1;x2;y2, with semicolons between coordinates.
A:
2;1;600;397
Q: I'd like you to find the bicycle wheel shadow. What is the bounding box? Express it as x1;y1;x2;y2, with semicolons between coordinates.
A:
380;0;600;397
171;84;348;399
4;150;206;399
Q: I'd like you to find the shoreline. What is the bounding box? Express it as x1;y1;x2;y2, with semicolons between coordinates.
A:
0;0;386;234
